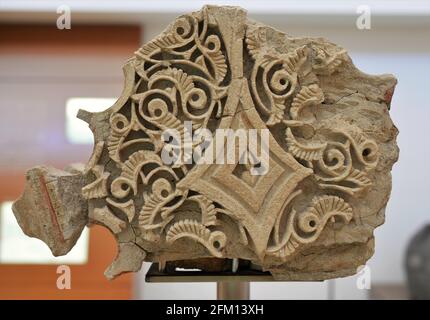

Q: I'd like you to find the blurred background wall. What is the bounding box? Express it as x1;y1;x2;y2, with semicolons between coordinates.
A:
0;21;139;299
0;0;429;299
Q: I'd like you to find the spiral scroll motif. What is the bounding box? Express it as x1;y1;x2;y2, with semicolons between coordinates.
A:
80;6;384;268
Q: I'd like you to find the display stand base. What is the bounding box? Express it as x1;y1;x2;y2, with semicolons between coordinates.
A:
217;281;250;300
145;263;276;300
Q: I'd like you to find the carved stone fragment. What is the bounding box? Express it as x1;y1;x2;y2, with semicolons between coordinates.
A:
12;5;399;280
13;165;88;256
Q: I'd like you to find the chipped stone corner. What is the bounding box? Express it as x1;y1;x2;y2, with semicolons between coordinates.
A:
12;165;88;256
104;242;146;280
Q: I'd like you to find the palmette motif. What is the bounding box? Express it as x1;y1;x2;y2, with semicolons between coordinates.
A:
13;6;399;280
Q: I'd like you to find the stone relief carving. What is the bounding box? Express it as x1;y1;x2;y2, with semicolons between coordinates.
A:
12;5;399;281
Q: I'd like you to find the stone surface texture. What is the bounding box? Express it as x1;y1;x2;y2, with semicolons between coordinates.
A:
12;5;399;280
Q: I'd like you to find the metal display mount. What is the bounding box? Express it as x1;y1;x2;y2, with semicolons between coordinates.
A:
145;259;276;300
